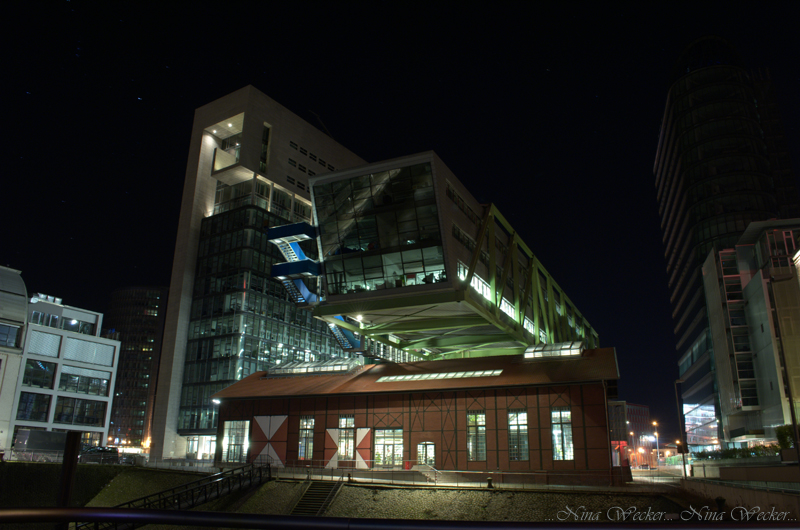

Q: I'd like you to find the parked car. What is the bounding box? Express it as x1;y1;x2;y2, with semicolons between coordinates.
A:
639;464;651;469
78;447;120;464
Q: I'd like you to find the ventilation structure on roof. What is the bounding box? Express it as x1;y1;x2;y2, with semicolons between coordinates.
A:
265;357;363;376
524;341;584;359
377;369;502;383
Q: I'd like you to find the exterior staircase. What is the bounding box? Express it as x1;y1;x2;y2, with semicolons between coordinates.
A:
290;480;343;516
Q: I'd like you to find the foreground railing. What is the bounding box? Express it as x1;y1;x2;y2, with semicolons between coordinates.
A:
255;457;644;490
73;463;270;529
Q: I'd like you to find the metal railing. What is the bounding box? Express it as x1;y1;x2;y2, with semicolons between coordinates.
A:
74;462;270;529
317;474;344;516
257;457;637;491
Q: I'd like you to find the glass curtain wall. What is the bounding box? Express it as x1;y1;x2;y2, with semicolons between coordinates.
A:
179;177;346;435
315;163;446;295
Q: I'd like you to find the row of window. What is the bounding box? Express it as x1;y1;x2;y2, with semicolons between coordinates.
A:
29;311;96;336
16;392;107;426
23;360;111;396
288;141;335;171
243;409;574;464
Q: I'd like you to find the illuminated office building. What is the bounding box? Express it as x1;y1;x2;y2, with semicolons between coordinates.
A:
152;87;600;461
105;286;168;448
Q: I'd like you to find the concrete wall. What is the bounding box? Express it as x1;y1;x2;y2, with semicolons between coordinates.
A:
720;464;800;482
682;479;800;520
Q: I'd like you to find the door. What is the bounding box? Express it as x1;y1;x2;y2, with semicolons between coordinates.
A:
417;442;435;466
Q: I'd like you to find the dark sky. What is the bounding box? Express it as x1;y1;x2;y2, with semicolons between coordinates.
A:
6;1;800;442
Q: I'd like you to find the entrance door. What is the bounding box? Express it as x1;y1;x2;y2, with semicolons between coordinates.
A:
417;442;435;466
382;444;397;466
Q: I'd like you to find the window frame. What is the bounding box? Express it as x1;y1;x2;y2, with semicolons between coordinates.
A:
551;406;574;461
467;410;486;461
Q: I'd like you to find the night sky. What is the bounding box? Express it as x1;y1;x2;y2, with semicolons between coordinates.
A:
6;2;800;442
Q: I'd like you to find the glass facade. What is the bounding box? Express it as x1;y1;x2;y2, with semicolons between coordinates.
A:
179;185;346;434
106;287;167;447
314;163;446;295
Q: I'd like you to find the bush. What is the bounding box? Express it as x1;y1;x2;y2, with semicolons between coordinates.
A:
775;425;796;449
693;445;780;460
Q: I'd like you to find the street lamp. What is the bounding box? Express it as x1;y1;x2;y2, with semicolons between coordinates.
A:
630;431;636;466
653;421;659;469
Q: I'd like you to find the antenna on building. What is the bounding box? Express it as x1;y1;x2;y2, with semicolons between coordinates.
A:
309;110;334;140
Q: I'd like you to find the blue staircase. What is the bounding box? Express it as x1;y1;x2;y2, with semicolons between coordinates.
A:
268;222;361;351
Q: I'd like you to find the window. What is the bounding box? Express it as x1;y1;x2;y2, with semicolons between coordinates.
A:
338;415;354;460
58;366;111;396
551;407;574;460
288;158;297;167
374;429;403;466
53;397;107;426
22;360;57;389
508;410;529;461
0;324;20;347
222;420;250;463
289;141;298;150
16;392;52;422
298;416;314;460
299;147;307;155
467;411;486;461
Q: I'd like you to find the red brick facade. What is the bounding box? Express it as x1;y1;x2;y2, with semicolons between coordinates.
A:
217;382;612;473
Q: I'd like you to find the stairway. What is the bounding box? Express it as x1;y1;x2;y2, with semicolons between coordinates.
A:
290;480;342;516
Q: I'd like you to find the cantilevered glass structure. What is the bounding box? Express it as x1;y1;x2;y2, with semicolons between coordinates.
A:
269;152;598;363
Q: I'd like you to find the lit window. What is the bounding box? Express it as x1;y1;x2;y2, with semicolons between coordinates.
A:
551;407;573;460
298;416;314;460
508;410;529;461
467;411;486;461
222;420;250;463
374;429;403;465
338;415;354;459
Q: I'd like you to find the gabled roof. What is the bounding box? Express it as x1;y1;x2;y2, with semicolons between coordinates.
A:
213;348;619;400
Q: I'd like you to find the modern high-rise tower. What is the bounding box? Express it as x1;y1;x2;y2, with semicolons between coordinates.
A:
150;86;366;460
105;286;168;448
654;37;799;449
